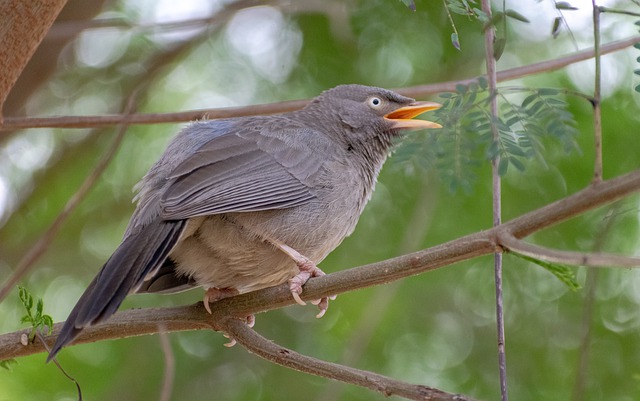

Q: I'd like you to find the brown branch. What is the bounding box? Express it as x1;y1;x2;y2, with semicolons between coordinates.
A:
158;324;175;401
1;35;638;132
499;233;640;268
480;0;507;398
2;168;640;362
221;318;478;401
0;0;67;119
592;1;603;183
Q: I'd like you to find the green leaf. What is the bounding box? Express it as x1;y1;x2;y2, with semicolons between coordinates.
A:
635;84;640;93
451;33;461;50
551;17;562;38
493;37;506;60
0;359;18;371
634;42;640;50
538;88;560;96
510;252;581;291
477;76;488;90
505;9;530;23
498;157;509;175
510;156;526;171
399;0;416;11
555;1;578;11
521;93;538;108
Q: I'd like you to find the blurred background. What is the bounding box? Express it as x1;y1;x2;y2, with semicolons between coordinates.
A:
1;0;640;400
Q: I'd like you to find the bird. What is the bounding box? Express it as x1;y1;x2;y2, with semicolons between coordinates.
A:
47;84;441;360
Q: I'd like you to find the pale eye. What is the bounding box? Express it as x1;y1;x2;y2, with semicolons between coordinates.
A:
368;97;383;108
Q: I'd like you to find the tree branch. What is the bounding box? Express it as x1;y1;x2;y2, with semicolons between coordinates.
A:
499;232;640;268
1;35;638;132
2;168;639;362
0;0;67;119
220;318;478;401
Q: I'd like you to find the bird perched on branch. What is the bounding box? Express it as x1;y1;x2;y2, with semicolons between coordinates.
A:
48;84;441;360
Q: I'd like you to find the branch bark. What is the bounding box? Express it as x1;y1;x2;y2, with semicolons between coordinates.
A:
1;170;639;400
2;168;639;362
1;35;638;131
499;233;640;268
0;0;68;120
221;318;478;401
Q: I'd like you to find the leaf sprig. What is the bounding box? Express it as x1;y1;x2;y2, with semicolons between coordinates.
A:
394;81;581;193
18;286;54;343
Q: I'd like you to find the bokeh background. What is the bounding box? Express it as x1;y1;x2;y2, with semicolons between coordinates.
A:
1;0;640;400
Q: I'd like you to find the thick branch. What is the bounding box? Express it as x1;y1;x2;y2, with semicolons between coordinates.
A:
0;0;67;118
1;35;638;131
2;169;640;361
221;318;478;401
499;233;640;268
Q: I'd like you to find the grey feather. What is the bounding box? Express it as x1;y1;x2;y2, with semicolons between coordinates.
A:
48;84;436;361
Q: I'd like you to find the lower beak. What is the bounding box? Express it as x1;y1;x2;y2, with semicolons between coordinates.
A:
384;101;442;130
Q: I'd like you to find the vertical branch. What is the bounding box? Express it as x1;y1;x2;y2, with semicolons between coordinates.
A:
158;324;175;401
481;1;508;400
592;1;603;183
571;205;618;401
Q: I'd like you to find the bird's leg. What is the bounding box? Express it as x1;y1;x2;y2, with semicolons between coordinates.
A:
270;241;331;318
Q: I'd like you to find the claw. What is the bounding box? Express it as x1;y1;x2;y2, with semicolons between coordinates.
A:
272;240;334;317
291;290;306;306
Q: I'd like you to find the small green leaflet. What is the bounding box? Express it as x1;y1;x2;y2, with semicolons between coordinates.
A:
0;359;18;371
400;0;416;11
510;252;581;291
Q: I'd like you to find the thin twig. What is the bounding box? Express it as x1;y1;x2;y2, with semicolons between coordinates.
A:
36;331;83;400
158;324;175;401
598;6;640;17
480;0;508;399
1;35;638;132
571;206;619;401
498;233;640;268
592;0;603;183
0;95;137;303
221;318;480;401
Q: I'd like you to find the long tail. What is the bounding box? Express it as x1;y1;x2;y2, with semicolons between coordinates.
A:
47;219;185;361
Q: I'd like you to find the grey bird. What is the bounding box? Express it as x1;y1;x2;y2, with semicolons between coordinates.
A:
47;84;441;360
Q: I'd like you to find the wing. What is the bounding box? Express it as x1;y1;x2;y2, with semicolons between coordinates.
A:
159;122;330;220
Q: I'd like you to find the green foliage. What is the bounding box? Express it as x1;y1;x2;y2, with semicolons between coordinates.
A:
0;359;18;371
18;286;54;342
509;252;581;292
555;1;579;11
396;82;579;192
399;0;416;11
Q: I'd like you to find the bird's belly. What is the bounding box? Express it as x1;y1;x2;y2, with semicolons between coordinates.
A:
168;215;298;293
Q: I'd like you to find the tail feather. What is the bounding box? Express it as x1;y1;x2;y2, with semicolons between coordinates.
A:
47;219;185;361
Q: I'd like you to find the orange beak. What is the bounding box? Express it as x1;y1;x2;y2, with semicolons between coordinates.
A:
384;101;442;130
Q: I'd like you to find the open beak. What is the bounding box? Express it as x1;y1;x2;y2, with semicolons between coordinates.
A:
384;101;442;130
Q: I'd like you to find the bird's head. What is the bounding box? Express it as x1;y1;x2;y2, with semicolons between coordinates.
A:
304;84;441;156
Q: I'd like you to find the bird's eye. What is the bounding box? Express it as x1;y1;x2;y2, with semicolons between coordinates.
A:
368;97;383;108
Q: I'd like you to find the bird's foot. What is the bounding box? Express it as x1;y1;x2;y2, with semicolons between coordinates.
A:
288;257;332;318
203;287;240;314
268;240;335;318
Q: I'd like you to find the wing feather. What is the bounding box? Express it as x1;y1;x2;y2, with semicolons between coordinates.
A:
159;125;329;220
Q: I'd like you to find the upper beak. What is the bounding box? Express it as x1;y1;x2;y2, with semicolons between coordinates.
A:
384;101;442;130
